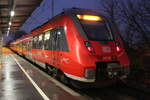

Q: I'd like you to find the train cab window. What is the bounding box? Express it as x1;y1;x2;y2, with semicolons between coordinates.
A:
76;15;113;41
80;21;113;41
44;31;50;50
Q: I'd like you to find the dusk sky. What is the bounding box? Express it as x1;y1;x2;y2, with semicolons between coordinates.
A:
20;0;101;33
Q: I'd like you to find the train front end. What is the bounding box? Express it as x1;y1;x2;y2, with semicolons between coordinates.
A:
67;9;130;86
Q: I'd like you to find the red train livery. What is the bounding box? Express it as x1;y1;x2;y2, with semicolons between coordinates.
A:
10;8;130;88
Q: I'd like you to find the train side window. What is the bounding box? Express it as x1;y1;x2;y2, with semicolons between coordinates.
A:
28;39;32;51
22;42;25;50
26;41;28;51
39;34;43;49
36;36;40;49
54;28;61;51
32;37;36;49
33;36;38;49
26;42;28;50
44;31;50;50
49;27;69;52
57;27;69;52
42;33;45;49
32;37;34;48
51;29;57;51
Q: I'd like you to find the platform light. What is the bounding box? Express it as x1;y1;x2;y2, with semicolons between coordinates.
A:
8;27;10;30
7;31;9;36
10;11;15;17
9;22;12;25
76;14;102;21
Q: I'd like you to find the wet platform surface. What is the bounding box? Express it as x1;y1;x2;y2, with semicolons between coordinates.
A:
0;55;43;100
0;48;86;100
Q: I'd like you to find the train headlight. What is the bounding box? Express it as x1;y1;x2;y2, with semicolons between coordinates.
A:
85;68;95;79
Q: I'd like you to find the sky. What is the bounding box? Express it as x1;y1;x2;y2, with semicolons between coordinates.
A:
20;0;101;33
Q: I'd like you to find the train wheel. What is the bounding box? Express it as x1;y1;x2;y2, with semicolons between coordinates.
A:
52;68;59;79
46;65;53;75
60;73;69;84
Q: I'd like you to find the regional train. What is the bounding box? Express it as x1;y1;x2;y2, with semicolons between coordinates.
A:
10;8;130;88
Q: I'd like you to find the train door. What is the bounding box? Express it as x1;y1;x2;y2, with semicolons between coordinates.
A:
20;43;23;55
39;34;45;63
32;36;36;61
33;36;39;62
44;31;51;63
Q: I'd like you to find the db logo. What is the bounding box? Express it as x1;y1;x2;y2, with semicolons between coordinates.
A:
102;46;111;53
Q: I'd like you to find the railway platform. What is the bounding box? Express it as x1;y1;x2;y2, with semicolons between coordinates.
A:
0;48;86;100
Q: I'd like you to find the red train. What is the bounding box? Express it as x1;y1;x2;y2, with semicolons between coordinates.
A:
10;8;130;88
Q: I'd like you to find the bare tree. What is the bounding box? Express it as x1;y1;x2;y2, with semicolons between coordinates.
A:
100;0;119;27
100;0;150;48
118;0;150;48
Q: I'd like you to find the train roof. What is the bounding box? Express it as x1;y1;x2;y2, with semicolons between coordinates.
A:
63;8;102;16
11;8;110;45
31;8;103;32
